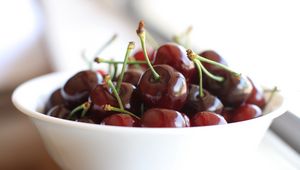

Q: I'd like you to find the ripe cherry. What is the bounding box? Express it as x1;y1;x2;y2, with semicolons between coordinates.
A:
204;69;253;107
101;114;140;127
138;64;188;110
44;88;65;113
231;104;262;122
182;85;223;117
61;70;102;109
245;77;266;109
191;111;227;126
153;43;196;83
141;108;190;127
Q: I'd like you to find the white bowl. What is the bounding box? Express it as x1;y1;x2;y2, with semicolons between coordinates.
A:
12;72;287;170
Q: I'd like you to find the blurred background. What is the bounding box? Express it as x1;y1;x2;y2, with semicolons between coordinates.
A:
1;0;300;169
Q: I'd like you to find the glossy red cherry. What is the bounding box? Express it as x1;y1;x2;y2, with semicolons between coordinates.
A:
101;114;140;127
182;84;223;117
89;82;139;122
61;70;102;109
44;88;65;113
204;70;253;107
191;111;227;126
153;43;196;83
245;77;266;109
46;105;70;119
141;108;190;127
230;104;262;122
138;64;188;110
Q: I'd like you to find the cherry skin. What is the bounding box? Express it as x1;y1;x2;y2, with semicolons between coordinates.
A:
46;105;70;119
44;88;65;113
204;69;253;107
101;114;140;127
245;77;266;109
138;64;188;110
182;84;223;117
118;68;143;86
61;70;102;109
89;82;139;122
191;111;227;126
230;104;262;122
141;108;190;127
153;43;196;83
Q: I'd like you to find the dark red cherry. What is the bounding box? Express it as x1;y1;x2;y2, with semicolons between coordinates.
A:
204;70;253;107
44;88;65;113
118;69;143;86
141;108;190;127
231;104;262;122
245;77;266;109
101;114;140;127
182;84;223;117
200;50;228;71
61;70;102;109
133;49;155;69
46;105;70;119
153;43;196;83
138;64;188;110
89;82;138;122
191;111;227;126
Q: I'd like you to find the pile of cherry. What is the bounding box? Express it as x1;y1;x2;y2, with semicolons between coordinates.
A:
44;21;267;127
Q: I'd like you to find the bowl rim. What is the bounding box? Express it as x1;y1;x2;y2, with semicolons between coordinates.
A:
11;71;288;134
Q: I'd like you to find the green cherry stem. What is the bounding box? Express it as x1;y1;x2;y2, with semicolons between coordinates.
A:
68;101;91;119
94;58;146;65
136;20;160;80
187;49;224;82
104;75;124;110
112;61;118;81
192;59;204;97
195;53;240;77
104;104;140;120
116;41;135;92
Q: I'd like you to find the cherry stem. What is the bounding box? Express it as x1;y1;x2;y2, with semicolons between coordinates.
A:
129;57;142;69
103;104;140;120
105;75;124;110
196;55;240;77
187;49;224;82
94;58;146;64
68;101;91;119
116;42;135;92
192;59;204;97
136;20;160;80
94;34;118;56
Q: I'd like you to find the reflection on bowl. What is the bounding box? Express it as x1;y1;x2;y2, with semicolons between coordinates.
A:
12;72;286;170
